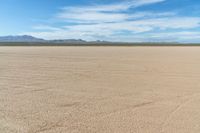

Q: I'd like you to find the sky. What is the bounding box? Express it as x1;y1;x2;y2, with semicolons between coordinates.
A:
1;0;200;42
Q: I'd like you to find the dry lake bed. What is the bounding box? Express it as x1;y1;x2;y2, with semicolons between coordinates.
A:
1;46;200;133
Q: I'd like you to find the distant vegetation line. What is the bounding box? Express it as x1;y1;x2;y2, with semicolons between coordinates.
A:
0;42;200;46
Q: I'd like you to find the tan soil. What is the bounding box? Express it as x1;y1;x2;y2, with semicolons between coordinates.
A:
1;47;200;133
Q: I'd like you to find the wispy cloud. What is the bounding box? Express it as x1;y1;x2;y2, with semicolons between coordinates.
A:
22;0;200;42
61;0;165;12
57;0;166;23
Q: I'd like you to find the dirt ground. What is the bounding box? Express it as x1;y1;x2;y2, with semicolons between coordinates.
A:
1;46;200;133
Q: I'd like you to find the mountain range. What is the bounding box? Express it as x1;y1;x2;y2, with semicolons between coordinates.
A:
0;35;92;43
0;35;46;42
0;35;184;46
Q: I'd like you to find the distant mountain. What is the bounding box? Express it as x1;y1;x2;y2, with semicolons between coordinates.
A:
0;35;112;44
0;35;197;46
0;35;45;42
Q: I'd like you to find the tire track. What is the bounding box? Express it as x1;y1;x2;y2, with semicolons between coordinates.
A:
160;93;199;133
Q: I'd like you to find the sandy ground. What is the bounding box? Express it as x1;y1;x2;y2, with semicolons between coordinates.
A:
1;47;200;133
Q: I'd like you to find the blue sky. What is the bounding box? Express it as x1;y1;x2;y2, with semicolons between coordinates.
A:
1;0;200;42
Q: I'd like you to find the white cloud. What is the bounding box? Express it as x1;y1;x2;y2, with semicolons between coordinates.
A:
145;31;200;42
24;16;200;41
57;0;166;23
22;0;200;42
61;0;165;12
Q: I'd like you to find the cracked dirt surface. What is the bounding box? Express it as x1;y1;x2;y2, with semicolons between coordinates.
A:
1;47;200;133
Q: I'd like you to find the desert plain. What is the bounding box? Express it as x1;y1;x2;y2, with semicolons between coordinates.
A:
1;46;200;133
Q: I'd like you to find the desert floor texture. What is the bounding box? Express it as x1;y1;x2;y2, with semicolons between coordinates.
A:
1;47;200;133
